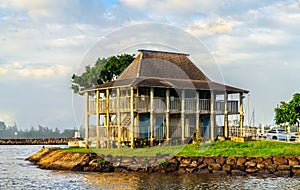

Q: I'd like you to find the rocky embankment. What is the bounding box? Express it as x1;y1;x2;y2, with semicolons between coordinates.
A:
0;138;83;145
27;148;300;177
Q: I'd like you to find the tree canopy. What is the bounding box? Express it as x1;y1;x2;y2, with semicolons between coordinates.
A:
71;54;135;94
274;93;300;127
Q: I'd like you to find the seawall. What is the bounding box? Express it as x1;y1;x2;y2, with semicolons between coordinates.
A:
27;148;300;177
0;138;83;145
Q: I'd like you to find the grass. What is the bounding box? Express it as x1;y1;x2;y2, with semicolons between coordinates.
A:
61;140;300;157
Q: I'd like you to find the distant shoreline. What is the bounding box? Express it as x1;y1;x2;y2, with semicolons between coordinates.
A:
0;138;83;145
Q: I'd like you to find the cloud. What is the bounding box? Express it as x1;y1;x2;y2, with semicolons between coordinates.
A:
0;63;72;79
186;18;235;36
0;112;15;125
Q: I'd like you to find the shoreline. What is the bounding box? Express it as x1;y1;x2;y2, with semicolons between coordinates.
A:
0;138;83;145
27;147;300;177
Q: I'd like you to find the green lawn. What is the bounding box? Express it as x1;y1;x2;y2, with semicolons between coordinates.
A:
62;140;300;157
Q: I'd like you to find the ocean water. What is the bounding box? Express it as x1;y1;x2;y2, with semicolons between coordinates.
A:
1;145;300;190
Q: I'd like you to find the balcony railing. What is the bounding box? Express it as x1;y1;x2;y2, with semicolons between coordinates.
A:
89;96;239;114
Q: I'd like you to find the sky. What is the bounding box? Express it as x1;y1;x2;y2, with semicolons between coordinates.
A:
0;0;299;130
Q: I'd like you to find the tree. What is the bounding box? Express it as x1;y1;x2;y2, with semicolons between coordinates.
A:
274;93;300;128
71;54;135;94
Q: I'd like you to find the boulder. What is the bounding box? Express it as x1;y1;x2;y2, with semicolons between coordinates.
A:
203;157;215;165
266;164;278;173
273;157;287;165
236;157;246;166
208;164;222;171
226;157;237;165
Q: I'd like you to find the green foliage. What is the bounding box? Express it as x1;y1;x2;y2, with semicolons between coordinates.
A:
71;54;135;94
158;159;170;167
97;158;107;166
274;93;300;126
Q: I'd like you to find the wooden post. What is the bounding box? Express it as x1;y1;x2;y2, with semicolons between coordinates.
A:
195;91;200;140
181;89;185;144
166;89;170;145
96;90;100;149
224;91;228;138
130;87;135;149
150;87;154;147
85;92;89;148
240;93;244;137
106;89;110;148
117;88;121;149
210;91;215;141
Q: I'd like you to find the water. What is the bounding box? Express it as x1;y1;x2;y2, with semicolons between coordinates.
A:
1;145;300;190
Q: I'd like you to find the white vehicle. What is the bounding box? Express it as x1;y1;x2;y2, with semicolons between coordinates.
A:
266;129;297;141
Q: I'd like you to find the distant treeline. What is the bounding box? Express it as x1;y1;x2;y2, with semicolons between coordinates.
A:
0;121;84;139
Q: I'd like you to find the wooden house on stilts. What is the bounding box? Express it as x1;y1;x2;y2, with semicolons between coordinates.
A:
82;50;249;148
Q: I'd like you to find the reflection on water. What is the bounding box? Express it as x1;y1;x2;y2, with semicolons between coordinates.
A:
1;145;300;190
84;172;300;190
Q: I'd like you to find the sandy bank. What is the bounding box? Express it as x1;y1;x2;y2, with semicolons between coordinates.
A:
27;148;300;177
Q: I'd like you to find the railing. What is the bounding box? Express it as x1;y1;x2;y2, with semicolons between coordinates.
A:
135;96;150;112
89;99;96;113
170;97;181;112
153;97;166;112
120;96;130;111
185;98;197;112
109;97;117;112
199;99;210;112
89;96;238;114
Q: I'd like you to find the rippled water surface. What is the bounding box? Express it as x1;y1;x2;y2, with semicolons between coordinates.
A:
1;145;300;189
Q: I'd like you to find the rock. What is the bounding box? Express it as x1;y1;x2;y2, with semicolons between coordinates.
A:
251;157;263;163
186;167;197;173
226;157;237;165
176;168;186;174
286;157;299;166
245;161;256;167
197;169;210;174
292;165;300;173
266;164;278;173
262;158;273;166
179;163;190;168
293;171;300;177
128;164;140;172
190;161;198;168
257;163;266;170
231;170;246;176
197;157;204;164
236;157;246;166
181;158;191;165
222;164;231;172
203;157;215;165
208;164;221;171
256;169;271;177
215;157;225;165
274;171;291;177
198;163;208;170
232;165;246;171
245;167;258;174
273;157;287;165
165;164;178;172
277;165;291;171
213;170;227;175
169;157;179;165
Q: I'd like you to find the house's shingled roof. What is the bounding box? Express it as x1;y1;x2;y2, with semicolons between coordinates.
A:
84;49;248;93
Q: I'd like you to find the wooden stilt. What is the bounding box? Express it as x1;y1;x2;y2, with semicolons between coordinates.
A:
166;89;170;145
210;91;215;141
85;92;89;149
181;90;185;144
